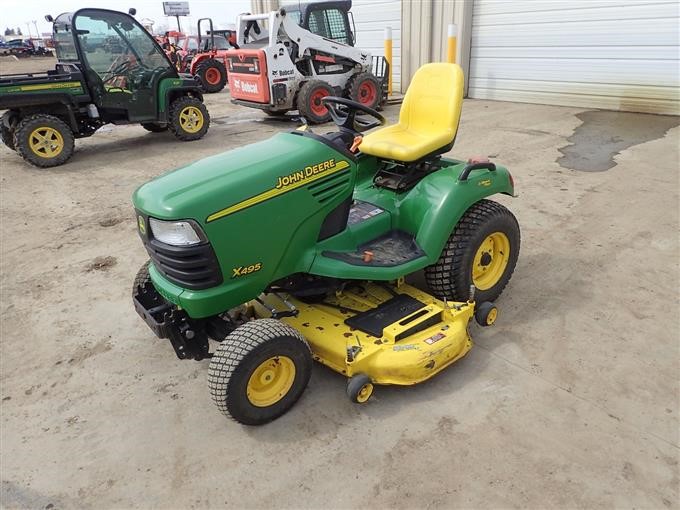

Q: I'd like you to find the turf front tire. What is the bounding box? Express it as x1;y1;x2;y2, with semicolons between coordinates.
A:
168;96;210;141
208;319;312;425
347;72;382;110
425;199;520;303
347;373;373;404
13;114;74;167
196;59;227;93
296;80;333;124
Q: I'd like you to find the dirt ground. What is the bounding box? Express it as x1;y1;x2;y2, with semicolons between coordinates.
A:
1;57;679;509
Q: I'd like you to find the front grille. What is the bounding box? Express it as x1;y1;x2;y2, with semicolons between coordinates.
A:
144;238;223;290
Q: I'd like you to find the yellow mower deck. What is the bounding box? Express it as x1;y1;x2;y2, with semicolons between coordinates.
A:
254;282;477;387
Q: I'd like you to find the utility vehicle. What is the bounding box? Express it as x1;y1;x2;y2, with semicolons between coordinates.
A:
227;0;388;123
0;8;209;168
132;63;520;425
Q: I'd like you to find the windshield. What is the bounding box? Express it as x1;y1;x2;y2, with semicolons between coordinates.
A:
73;9;171;76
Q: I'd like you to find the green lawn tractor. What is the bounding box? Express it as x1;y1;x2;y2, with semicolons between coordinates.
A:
132;63;520;425
0;8;209;168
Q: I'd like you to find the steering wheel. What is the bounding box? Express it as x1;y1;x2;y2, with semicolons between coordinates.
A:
321;96;386;133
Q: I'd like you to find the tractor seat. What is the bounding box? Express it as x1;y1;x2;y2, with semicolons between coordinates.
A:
360;63;464;163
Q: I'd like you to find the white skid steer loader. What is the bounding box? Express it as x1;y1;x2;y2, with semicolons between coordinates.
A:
226;0;388;123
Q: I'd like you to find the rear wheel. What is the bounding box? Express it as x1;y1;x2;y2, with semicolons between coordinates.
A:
208;319;312;425
13;114;75;168
1;112;16;150
296;80;333;124
425;199;520;303
168;96;210;141
196;59;227;93
141;122;168;133
347;72;382;110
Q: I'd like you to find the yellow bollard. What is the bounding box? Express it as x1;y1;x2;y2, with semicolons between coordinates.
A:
384;26;393;95
447;23;458;64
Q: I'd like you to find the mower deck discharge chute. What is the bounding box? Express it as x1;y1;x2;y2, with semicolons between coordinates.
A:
132;63;520;425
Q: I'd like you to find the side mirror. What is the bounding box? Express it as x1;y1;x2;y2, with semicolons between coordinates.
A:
45;14;54;22
128;8;137;16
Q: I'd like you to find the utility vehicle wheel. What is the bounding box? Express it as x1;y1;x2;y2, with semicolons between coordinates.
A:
425;199;520;303
13;114;74;167
475;302;498;327
208;319;312;425
1;112;15;150
168;96;210;141
296;80;333;124
141;122;168;133
347;373;373;404
196;59;227;93
347;72;382;110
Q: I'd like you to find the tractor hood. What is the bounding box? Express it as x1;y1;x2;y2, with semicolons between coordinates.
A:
133;131;350;225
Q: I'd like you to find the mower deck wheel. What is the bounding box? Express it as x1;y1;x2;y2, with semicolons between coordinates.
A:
296;80;334;124
13;114;75;168
168;96;210;141
208;319;312;425
475;302;498;327
347;373;374;404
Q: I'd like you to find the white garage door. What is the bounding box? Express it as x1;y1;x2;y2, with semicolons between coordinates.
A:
469;0;680;114
351;0;401;92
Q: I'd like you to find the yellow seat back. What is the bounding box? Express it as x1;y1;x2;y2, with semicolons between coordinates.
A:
360;63;465;162
401;63;464;140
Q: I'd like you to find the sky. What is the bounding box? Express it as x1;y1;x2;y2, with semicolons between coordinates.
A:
1;0;251;37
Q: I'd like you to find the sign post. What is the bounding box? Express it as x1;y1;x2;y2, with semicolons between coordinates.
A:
162;2;190;32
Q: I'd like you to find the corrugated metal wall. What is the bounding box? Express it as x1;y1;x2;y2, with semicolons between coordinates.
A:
351;0;402;92
469;0;680;114
401;0;473;92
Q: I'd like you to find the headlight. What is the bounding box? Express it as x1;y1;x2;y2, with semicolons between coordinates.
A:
149;218;202;246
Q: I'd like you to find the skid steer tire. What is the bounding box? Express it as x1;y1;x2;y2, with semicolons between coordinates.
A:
168;96;210;141
1;112;16;150
347;72;382;111
425;199;520;303
208;319;312;425
196;59;228;93
296;80;333;124
14;114;75;168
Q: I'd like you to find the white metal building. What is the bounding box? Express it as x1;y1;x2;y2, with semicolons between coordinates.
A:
253;0;680;114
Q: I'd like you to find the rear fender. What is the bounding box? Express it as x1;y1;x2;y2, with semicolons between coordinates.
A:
397;161;515;262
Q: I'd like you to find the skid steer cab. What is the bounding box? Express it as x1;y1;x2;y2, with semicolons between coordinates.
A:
226;0;388;123
132;63;520;426
0;8;209;168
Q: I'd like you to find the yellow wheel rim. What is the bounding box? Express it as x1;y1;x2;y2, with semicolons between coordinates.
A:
472;232;510;290
178;106;204;134
486;307;498;325
247;356;296;407
28;127;63;158
356;383;373;403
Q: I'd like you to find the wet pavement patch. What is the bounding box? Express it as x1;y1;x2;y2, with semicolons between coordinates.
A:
557;110;679;172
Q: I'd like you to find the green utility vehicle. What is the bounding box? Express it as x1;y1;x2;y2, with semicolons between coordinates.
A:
0;8;209;168
132;63;520;425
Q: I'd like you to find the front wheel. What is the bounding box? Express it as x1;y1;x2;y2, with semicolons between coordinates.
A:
168;96;210;141
13;114;75;167
296;80;333;124
425;199;520;303
208;319;312;425
195;59;227;93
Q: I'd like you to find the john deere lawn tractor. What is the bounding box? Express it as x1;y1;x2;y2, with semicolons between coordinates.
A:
0;8;209;168
132;63;520;425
